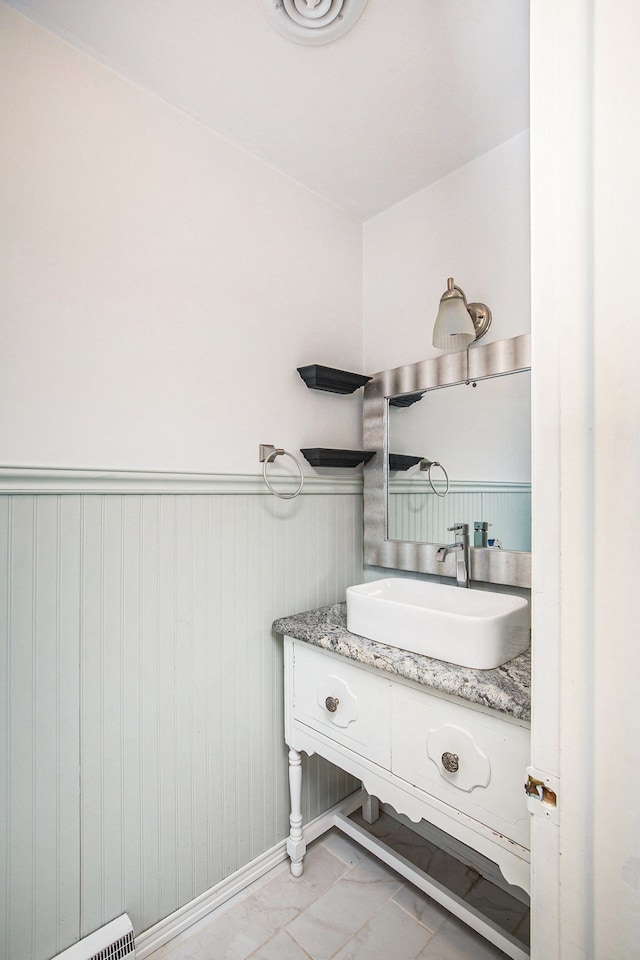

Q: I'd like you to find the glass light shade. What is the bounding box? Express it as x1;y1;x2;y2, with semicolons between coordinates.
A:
432;296;476;350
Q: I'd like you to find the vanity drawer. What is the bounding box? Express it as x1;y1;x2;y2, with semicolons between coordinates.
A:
291;642;391;768
391;687;530;847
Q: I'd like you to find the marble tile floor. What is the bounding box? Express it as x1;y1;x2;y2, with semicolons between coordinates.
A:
150;813;530;960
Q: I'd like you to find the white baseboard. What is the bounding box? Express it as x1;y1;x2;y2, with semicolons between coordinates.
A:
135;791;364;958
134;845;288;959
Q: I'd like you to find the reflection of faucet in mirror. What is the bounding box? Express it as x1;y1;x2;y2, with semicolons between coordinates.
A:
474;521;490;547
436;523;470;587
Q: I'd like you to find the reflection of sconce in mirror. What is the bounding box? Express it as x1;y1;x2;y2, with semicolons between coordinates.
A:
432;278;492;351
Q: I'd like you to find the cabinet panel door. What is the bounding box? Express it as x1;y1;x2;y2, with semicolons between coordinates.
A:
293;643;391;768
391;687;530;848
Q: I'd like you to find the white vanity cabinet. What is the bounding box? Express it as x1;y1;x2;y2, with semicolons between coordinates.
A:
284;637;531;958
391;684;530;850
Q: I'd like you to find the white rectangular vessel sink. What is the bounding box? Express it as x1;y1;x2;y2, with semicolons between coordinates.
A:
346;578;529;670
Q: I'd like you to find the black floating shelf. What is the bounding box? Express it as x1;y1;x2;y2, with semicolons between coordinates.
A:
297;364;372;395
389;454;423;471
389;391;425;408
300;448;375;468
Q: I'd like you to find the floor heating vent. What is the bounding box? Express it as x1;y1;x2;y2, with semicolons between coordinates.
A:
54;914;135;960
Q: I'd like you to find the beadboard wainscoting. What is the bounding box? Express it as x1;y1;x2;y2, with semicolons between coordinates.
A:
0;472;363;960
388;481;531;553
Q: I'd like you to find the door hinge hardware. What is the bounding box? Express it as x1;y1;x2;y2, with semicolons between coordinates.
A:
525;774;557;806
525;767;559;822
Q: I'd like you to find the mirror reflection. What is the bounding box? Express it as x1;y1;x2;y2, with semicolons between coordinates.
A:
388;371;531;551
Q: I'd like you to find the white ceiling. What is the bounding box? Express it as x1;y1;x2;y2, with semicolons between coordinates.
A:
4;0;529;220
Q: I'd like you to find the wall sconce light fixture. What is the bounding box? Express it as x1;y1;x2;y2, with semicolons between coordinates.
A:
432;278;492;351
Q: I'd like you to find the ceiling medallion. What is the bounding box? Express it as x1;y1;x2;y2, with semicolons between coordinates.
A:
263;0;369;46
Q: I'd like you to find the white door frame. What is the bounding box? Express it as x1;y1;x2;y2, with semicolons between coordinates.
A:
530;2;640;956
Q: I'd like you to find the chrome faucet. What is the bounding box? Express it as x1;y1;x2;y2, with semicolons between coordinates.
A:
436;523;470;588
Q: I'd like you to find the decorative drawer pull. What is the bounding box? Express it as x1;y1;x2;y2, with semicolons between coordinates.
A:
441;751;460;773
325;696;340;713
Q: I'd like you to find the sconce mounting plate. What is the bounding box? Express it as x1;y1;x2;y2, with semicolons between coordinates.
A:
467;303;492;342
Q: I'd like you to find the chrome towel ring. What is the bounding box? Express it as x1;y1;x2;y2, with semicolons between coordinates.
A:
259;444;305;500
420;459;450;498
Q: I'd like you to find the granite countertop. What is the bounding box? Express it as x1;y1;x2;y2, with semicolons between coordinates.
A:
273;602;531;722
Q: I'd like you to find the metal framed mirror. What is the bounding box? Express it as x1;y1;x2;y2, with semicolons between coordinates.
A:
363;333;531;588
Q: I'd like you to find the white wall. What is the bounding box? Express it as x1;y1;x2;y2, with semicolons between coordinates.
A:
0;5;364;475
362;129;532;586
0;9;367;960
363;131;530;374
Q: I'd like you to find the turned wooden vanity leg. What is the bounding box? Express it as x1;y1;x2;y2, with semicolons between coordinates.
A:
362;792;380;824
287;748;306;877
